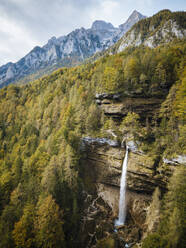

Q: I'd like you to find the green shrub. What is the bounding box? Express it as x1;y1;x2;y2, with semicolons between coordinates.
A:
142;233;167;248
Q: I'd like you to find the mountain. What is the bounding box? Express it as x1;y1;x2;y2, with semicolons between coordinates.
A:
114;10;186;53
0;10;146;88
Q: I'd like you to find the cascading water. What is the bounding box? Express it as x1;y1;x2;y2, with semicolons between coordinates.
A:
115;146;129;226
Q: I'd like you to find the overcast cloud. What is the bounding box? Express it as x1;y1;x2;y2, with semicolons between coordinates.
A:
0;0;185;66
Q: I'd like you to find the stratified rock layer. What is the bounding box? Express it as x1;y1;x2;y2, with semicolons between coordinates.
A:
80;138;163;246
95;93;164;121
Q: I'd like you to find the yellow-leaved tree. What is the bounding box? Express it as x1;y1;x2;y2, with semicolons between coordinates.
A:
12;204;35;248
102;66;123;93
34;195;65;248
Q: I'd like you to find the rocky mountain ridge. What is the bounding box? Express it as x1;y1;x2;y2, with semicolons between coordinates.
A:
114;10;186;53
0;10;146;88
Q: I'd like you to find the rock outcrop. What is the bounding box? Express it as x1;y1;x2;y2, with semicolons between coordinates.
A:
95;93;164;122
163;155;186;165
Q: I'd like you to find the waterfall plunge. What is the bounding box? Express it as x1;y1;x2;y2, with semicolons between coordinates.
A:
115;146;128;226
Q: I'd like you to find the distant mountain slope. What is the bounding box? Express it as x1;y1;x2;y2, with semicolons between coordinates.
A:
113;10;186;53
0;10;146;88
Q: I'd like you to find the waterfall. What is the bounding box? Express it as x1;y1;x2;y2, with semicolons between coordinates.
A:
115;146;129;226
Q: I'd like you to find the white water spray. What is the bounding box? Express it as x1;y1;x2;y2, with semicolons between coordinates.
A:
115;146;128;226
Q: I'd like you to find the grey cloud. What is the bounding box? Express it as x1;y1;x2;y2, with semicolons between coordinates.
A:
0;0;102;65
0;0;100;41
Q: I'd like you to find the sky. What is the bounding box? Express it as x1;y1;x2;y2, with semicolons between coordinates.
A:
0;0;185;66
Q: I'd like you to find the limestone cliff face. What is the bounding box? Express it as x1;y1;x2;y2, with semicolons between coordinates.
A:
81;137;165;194
95;93;163;122
80;137;166;246
80;90;185;247
79;90;166;246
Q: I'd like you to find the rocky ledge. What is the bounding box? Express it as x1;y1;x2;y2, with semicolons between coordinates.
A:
95;93;164;121
81;137;119;148
163;155;186;165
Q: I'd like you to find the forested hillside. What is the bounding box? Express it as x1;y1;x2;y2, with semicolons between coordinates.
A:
0;38;185;247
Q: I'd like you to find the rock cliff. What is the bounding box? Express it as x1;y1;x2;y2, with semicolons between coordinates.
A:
79;87;185;247
95;93;163;122
80;137;156;246
80;134;185;246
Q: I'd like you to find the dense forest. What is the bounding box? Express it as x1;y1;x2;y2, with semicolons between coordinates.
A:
0;37;185;247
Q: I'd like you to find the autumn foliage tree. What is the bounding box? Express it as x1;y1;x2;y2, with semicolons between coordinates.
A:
12;204;35;248
34;195;65;248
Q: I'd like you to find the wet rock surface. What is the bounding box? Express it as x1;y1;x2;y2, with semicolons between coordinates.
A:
80;137;167;247
81;138;166;193
82;137;119;148
163;155;186;165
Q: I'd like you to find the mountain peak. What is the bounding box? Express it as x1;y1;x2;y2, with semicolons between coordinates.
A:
119;10;146;31
48;36;57;44
131;10;141;15
91;20;115;30
117;10;186;53
129;10;146;20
